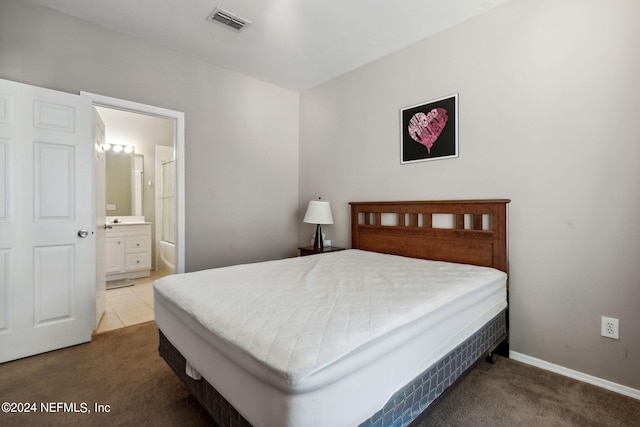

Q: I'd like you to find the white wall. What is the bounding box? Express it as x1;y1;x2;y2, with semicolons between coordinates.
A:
0;0;300;271
299;0;640;389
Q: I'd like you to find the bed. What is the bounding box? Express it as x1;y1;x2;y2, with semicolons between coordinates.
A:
154;199;510;427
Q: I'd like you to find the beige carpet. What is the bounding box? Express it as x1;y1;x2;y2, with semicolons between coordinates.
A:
0;322;211;427
419;352;639;426
0;322;638;426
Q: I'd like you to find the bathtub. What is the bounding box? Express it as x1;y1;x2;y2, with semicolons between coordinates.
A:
159;240;175;273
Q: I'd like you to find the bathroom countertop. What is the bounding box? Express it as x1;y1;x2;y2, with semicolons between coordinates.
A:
107;221;152;225
106;216;150;225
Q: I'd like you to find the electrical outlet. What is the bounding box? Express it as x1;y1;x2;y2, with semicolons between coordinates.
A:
601;316;619;339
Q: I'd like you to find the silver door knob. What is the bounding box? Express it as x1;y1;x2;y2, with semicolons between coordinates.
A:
77;229;89;238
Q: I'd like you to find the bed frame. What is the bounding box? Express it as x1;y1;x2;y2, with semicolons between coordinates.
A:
159;199;510;427
349;199;510;426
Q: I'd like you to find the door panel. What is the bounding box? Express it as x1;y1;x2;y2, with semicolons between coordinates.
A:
0;137;8;334
0;78;94;363
0;249;9;332
34;141;74;219
34;245;74;324
0;138;7;219
34;100;76;132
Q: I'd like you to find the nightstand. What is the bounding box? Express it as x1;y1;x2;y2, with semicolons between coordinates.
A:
298;246;346;257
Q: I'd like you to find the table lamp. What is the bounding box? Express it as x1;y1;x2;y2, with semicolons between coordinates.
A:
303;198;333;249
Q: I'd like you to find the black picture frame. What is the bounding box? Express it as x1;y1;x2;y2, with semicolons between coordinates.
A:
400;94;458;164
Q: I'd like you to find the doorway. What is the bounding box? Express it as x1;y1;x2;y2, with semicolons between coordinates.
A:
81;92;185;332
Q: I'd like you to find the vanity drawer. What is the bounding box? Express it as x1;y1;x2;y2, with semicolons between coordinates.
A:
126;236;150;253
126;253;151;271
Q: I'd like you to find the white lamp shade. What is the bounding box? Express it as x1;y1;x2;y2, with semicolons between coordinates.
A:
303;200;333;225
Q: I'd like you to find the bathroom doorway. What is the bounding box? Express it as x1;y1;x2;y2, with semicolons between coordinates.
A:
81;92;185;333
95;107;174;332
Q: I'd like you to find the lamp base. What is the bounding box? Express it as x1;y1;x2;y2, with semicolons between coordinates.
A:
310;239;331;247
313;224;324;250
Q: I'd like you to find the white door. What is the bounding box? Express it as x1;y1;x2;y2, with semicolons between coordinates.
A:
0;78;95;363
94;109;106;328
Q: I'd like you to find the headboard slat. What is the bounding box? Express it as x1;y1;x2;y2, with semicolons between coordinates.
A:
473;214;483;230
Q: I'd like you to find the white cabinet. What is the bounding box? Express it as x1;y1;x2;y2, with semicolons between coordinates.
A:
105;224;152;281
105;237;125;274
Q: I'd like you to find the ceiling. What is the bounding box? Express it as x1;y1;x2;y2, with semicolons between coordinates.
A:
25;0;513;91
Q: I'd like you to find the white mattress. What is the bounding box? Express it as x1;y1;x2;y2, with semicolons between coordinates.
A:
154;249;507;427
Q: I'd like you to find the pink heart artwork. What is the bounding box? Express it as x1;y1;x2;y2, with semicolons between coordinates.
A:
407;108;449;154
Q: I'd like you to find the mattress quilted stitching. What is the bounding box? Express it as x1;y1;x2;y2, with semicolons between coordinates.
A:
153;250;506;384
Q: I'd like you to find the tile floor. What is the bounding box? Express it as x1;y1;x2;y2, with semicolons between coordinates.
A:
95;270;171;334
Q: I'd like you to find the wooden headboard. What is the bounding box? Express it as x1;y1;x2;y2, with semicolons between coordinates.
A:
350;199;510;273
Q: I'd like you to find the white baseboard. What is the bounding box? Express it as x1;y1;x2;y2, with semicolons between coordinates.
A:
509;351;640;401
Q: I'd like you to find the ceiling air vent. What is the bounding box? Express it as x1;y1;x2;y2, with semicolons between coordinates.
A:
207;7;250;31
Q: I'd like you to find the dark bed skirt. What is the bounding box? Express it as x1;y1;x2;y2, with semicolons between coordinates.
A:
159;329;252;427
159;310;507;427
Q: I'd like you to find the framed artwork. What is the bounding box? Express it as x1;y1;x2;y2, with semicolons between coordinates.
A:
400;93;458;164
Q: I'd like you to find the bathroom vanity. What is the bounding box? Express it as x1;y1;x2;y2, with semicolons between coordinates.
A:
105;217;152;281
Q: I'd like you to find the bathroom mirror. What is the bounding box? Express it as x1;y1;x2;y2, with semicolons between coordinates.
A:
106;152;144;216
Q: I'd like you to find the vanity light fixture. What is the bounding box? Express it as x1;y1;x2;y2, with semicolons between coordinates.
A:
102;143;135;154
